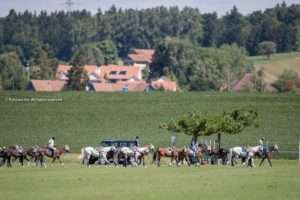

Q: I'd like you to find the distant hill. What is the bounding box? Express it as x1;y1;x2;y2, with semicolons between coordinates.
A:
250;52;300;85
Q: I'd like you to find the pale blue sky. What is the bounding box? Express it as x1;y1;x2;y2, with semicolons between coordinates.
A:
0;0;299;17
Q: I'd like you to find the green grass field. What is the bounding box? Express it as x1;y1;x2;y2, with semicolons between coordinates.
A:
1;92;300;154
0;160;299;200
250;52;300;84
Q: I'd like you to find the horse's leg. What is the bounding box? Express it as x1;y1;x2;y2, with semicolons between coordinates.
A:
259;157;266;167
267;155;272;167
231;155;235;167
157;154;161;167
20;156;24;167
142;156;145;166
124;154;127;167
7;156;12;167
58;156;63;165
41;155;45;168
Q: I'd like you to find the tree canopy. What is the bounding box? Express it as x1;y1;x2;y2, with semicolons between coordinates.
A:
257;41;277;59
151;38;253;91
159;107;258;139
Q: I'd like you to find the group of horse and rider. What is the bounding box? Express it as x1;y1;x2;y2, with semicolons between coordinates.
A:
0;137;70;167
81;135;278;168
81;136;155;167
0;135;278;168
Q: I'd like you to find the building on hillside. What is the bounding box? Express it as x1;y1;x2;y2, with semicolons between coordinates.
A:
220;73;255;92
127;49;155;70
232;73;255;91
150;77;177;91
99;64;142;83
29;80;65;92
83;65;101;83
56;64;72;81
92;80;148;92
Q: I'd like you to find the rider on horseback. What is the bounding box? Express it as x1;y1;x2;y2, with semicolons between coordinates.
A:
190;136;198;158
259;137;267;156
48;137;56;157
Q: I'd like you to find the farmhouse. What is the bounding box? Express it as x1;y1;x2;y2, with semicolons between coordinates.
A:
56;64;72;81
83;65;101;82
92;80;148;92
45;63;177;92
29;80;65;92
127;49;155;70
99;64;142;82
150;77;177;91
231;73;255;91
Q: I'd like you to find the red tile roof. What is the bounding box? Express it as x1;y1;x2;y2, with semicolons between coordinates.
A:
83;65;98;74
100;65;141;81
92;81;147;92
232;73;255;91
151;79;177;91
128;49;155;63
56;64;72;79
31;80;65;92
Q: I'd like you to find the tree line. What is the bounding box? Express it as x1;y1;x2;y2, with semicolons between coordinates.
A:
0;2;300;90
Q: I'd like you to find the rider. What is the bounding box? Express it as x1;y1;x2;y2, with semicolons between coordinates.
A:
133;136;140;163
48;137;56;157
259;137;265;156
135;136;140;147
190;136;199;158
259;137;268;156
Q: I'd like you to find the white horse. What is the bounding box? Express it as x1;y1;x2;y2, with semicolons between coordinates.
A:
80;146;100;166
116;147;137;167
80;146;117;166
98;146;118;164
228;145;260;167
135;144;155;166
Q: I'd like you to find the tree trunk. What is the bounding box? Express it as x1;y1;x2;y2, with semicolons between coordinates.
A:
217;133;221;150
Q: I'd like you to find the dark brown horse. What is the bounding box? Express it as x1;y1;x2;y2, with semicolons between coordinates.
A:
0;145;27;167
36;145;71;165
256;144;279;167
152;147;187;167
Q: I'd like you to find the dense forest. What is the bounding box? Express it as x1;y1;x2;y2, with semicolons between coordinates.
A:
0;2;300;90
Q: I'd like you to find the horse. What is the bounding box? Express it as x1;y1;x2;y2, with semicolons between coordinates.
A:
135;144;155;166
182;147;202;166
0;147;5;166
209;148;229;165
80;146;101;166
36;145;71;165
251;144;279;167
228;146;257;167
115;147;137;167
152;147;187;167
0;145;27;167
22;146;45;167
80;146;117;166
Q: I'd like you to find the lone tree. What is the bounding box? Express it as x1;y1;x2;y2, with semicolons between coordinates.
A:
160;107;258;149
66;66;88;90
257;41;277;59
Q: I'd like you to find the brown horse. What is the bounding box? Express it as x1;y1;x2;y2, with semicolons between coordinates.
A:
152;147;187;167
0;145;27;167
182;147;204;166
36;145;71;165
23;146;44;166
256;144;279;167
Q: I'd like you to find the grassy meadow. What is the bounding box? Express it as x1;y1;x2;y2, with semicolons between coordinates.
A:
0;160;299;200
0;91;300;154
251;52;300;84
